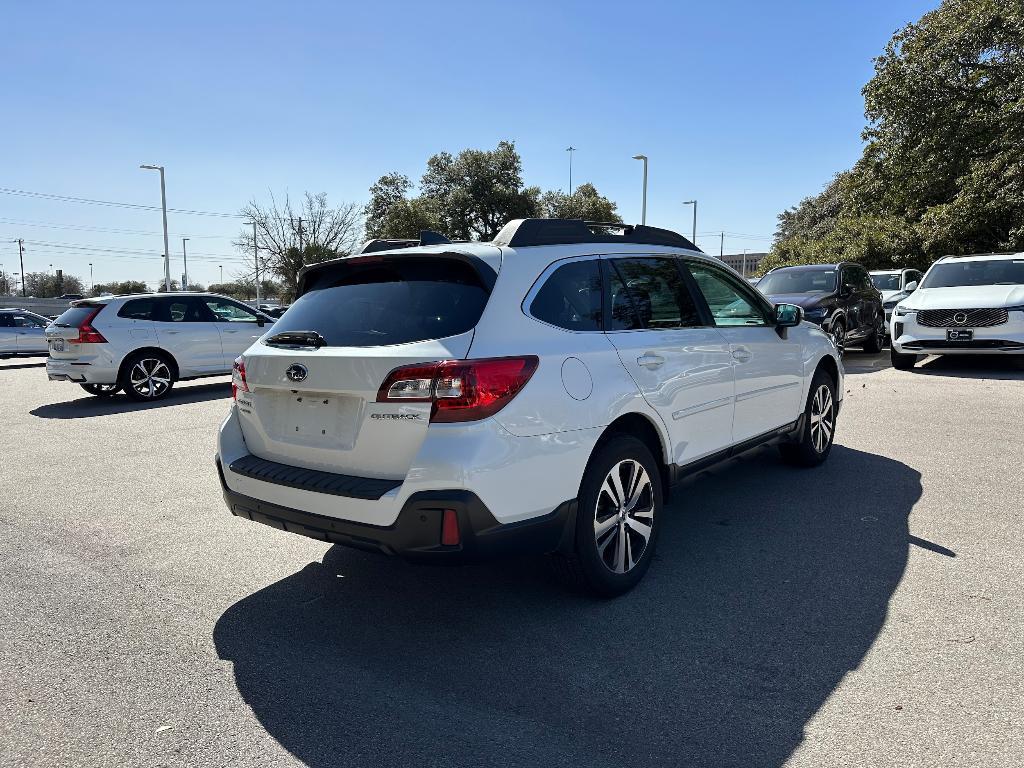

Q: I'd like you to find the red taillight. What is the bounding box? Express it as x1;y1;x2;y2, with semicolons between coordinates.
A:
231;356;249;400
441;509;460;546
377;356;539;423
73;307;107;344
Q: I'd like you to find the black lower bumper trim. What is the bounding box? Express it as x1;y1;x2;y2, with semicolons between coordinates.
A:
228;453;401;500
216;458;575;562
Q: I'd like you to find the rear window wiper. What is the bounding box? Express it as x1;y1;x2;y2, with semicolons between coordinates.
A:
265;330;327;348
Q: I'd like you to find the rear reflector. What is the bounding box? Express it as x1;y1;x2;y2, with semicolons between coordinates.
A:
377;356;539;423
441;509;460;546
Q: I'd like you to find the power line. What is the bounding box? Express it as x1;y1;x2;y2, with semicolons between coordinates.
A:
0;187;243;218
19;239;247;260
0;217;232;239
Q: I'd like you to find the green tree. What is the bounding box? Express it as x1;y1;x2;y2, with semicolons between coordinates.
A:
539;182;622;222
22;272;84;297
366;141;541;241
90;280;148;296
771;0;1024;270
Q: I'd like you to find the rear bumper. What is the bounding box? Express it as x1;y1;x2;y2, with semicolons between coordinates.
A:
215;457;575;562
46;357;118;384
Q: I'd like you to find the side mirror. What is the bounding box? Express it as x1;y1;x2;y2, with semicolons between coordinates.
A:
905;281;918;292
256;315;266;327
840;282;855;297
774;303;801;339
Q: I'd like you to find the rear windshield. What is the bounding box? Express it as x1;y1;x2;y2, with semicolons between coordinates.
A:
921;259;1024;288
269;258;490;347
53;304;105;327
870;273;901;291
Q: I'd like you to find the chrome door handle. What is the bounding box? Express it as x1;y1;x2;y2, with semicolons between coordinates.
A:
637;353;665;368
731;348;752;363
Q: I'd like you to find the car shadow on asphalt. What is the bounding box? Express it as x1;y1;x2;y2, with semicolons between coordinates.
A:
29;381;231;419
214;445;923;768
0;357;48;370
913;354;1024;380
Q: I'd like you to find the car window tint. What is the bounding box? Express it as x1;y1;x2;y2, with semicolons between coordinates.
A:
686;263;770;327
609;258;701;329
163;298;212;322
204;299;257;322
0;313;11;328
530;260;602;331
13;314;46;327
606;266;642;330
118;299;157;320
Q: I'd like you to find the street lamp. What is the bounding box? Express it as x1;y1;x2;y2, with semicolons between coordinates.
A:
140;164;172;291
682;200;697;246
632;155;648;225
89;262;93;293
219;264;223;284
565;146;576;195
181;238;190;292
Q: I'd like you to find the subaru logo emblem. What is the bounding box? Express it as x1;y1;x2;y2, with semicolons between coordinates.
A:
285;364;308;382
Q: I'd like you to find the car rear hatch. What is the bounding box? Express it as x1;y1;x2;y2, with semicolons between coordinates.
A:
45;301;108;356
233;250;499;482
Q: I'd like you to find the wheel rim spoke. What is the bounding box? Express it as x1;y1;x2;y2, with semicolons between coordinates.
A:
625;516;652;541
594;459;655;574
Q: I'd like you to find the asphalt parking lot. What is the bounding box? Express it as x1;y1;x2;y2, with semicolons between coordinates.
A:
2;351;1023;768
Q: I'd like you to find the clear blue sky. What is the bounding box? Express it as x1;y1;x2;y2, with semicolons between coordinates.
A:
1;0;938;289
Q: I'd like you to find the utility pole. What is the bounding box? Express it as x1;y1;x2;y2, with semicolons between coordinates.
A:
252;222;260;306
565;146;576;195
181;238;189;291
17;239;25;296
632;155;648;225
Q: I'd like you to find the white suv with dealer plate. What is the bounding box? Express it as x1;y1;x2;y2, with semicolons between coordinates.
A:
217;220;844;596
46;293;274;400
890;253;1024;370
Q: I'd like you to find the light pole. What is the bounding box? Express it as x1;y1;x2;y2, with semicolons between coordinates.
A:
140;164;172;291
219;265;223;284
632;155;648;225
565;146;576;195
181;238;189;291
742;248;749;277
682;200;697;245
89;262;93;293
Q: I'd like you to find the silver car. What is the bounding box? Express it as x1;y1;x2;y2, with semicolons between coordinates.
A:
0;308;50;356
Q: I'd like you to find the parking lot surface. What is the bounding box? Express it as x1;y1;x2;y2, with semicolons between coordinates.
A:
2;351;1023;767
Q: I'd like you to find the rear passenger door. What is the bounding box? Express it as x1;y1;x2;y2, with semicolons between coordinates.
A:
603;256;736;466
684;260;803;443
12;313;49;353
0;312;17;353
200;298;265;362
152;297;226;375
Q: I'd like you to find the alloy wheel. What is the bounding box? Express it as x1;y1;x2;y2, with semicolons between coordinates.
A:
593;459;655;574
809;384;835;453
129;358;172;399
830;323;845;353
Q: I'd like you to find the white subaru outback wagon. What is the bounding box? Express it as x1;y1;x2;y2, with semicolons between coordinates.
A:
217;219;843;595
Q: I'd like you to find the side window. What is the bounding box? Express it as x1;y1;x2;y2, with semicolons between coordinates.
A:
204;298;258;322
13;314;46;328
686;262;771;327
0;313;11;328
529;260;602;331
161;298;213;322
607;258;702;330
856;267;873;291
118;299;156;320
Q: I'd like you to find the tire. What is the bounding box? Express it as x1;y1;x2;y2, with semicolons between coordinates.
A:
553;435;663;597
120;352;176;402
862;317;884;353
828;319;846;355
80;383;120;397
890;346;918;370
779;368;838;467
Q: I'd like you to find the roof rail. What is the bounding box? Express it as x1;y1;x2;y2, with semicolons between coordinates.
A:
491;218;702;252
356;229;451;254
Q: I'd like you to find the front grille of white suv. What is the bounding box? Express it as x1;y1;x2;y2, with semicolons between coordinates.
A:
917;308;1009;328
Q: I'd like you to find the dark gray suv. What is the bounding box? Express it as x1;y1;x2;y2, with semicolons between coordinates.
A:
757;262;885;352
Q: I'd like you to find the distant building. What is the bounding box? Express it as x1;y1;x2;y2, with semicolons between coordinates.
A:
718;252;767;277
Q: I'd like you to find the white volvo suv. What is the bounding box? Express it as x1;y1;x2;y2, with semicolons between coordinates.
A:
217;220;843;595
890;253;1024;370
46;293;273;400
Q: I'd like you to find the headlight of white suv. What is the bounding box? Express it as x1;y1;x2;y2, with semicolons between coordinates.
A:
894;304;916;316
